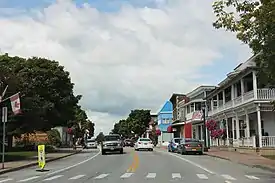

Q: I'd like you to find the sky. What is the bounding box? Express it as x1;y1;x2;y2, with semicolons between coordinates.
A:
0;0;252;135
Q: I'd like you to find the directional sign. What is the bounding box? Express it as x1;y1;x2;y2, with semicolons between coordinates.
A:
2;107;7;123
38;145;46;170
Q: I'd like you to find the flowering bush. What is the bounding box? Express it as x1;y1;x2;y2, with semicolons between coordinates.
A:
206;119;225;139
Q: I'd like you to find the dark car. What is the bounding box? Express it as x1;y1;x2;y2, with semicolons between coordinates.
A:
101;134;123;155
177;138;203;155
124;139;134;147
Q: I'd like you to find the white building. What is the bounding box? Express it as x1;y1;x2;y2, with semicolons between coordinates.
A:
172;86;215;146
206;54;275;154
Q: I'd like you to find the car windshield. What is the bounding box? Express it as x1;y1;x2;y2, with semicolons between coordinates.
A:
87;139;95;142
104;135;120;141
139;138;151;141
174;138;181;143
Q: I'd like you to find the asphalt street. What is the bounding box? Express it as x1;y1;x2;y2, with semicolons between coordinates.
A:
0;147;274;183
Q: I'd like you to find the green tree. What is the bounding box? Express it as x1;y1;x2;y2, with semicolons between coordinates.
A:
96;132;105;143
127;109;151;136
0;54;81;135
212;0;275;85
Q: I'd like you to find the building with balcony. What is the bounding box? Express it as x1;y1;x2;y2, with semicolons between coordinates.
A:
206;54;275;155
172;86;215;145
157;101;173;145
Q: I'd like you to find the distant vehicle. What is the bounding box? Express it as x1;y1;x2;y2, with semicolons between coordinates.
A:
168;138;182;152
101;134;123;155
177;138;203;155
124;139;134;147
86;137;97;149
134;138;153;151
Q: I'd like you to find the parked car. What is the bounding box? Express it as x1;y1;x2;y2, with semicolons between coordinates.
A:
177;138;203;155
134;138;153;151
168;138;182;152
86;137;97;149
101;134;123;155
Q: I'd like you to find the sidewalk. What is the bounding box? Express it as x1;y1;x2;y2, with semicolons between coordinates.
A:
0;148;81;175
205;148;275;172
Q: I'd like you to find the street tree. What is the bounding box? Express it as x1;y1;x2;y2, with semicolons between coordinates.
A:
96;132;105;143
212;0;275;86
126;109;151;136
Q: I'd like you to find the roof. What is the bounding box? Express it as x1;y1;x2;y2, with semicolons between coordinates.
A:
206;54;259;99
186;85;216;98
169;93;186;102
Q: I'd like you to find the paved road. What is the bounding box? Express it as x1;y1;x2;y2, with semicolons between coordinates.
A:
0;147;274;183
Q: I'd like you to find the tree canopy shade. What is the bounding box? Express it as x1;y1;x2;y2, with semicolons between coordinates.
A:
212;0;275;86
111;109;151;138
0;54;95;136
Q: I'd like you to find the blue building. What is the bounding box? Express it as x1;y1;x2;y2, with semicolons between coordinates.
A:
157;100;173;145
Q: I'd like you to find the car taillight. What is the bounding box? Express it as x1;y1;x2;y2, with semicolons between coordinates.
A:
138;142;142;144
172;143;176;146
149;141;152;144
185;144;190;147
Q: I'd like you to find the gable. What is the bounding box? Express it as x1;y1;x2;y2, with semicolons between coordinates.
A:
159;101;173;113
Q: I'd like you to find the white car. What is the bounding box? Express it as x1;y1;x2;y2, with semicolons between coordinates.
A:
86;138;97;149
134;138;154;151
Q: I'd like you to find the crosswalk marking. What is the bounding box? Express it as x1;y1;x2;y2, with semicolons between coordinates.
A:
221;174;236;180
43;175;63;181
146;173;156;179
197;174;208;179
18;176;40;182
172;173;181;179
0;179;13;183
94;174;109;179
69;174;86;180
120;173;133;178
245;175;260;180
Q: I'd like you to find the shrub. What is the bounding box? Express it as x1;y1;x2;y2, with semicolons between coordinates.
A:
47;129;62;147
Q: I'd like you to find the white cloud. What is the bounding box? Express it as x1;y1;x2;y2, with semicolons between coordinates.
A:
0;0;251;134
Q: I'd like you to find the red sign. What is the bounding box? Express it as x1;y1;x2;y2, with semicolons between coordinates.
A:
192;111;203;121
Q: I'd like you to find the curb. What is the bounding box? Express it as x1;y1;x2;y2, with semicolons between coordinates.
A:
0;150;82;175
205;153;275;172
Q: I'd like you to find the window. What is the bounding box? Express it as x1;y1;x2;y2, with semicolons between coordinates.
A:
139;138;151;142
195;102;202;110
187;105;190;113
190;103;194;112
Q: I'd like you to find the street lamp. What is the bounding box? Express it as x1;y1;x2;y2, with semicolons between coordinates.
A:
202;107;208;152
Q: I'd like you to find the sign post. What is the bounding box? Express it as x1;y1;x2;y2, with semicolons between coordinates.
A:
2;107;7;169
37;144;46;171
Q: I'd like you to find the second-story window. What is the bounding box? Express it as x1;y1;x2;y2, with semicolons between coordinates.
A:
190;103;194;112
187;105;190;113
195;102;202;110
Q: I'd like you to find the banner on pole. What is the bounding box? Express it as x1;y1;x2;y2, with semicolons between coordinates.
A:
38;145;46;170
10;93;21;115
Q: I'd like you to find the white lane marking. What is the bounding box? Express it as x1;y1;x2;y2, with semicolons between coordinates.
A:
47;150;100;176
197;174;208;179
156;149;214;174
43;175;63;181
120;173;134;178
245;175;260;180
17;176;40;182
224;181;232;183
146;173;156;179
69;174;86;180
94;174;109;179
172;173;181;179
221;174;236;180
0;179;13;183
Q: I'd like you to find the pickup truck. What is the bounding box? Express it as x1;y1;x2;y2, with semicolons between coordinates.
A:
101;134;123;155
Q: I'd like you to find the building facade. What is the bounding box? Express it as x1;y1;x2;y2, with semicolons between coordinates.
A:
172;86;215;147
206;54;275;155
157;101;173;145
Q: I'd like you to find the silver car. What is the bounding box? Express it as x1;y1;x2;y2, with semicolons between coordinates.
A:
86;138;97;149
101;134;123;155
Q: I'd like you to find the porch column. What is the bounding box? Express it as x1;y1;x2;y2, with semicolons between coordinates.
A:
222;90;225;105
253;71;258;99
211;99;214;111
216;95;219;108
245;111;250;137
231;85;235;105
232;118;235;139
235;115;240;139
257;107;262;147
200;125;203;141
225;118;229;145
241;78;244;102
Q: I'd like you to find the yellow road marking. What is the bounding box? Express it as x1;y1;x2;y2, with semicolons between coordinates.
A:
127;151;139;172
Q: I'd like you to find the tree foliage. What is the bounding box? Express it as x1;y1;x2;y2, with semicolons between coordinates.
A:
111;109;151;138
96;132;105;143
0;54;95;136
212;0;275;85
